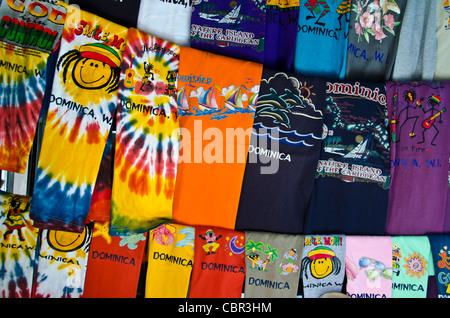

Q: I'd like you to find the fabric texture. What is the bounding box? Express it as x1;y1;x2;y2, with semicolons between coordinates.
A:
385;81;450;235
243;231;303;298
427;234;450;298
0;191;39;298
189;226;246;298
172;46;262;230
82;221;147;298
110;28;180;236
304;80;390;235
391;0;436;81
32;223;93;298
301;234;346;298
434;0;450;81
30;7;127;233
0;0;66;173
190;0;267;63
294;0;350;79
145;223;195;298
345;236;393;298
137;0;192;47
235;68;325;234
344;0;406;81
391;236;431;298
263;0;299;71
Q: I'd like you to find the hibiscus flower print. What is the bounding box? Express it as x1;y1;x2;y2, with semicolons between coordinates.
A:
352;0;402;43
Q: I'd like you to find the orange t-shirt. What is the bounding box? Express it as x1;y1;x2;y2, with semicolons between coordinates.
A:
172;47;262;230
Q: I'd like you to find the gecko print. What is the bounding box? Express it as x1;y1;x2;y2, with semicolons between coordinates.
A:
110;28;180;236
0;0;66;173
0;191;39;298
29;7;127;233
32;222;93;298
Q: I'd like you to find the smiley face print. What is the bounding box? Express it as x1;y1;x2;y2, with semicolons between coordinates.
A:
301;246;342;279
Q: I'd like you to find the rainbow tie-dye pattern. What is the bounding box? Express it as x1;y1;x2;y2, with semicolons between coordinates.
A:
30;7;128;233
0;191;39;298
110;28;180;236
0;0;67;173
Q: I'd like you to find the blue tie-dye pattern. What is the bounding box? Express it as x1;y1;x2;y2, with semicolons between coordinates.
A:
30;168;93;233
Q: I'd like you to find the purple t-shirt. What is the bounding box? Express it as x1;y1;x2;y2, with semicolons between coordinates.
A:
190;0;266;63
385;81;450;235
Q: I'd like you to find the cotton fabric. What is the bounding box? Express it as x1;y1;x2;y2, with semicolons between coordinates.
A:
427;234;450;298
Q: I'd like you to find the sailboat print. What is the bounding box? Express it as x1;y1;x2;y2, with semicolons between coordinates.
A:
248;93;258;111
198;86;219;111
342;136;371;160
177;85;190;111
218;4;243;24
224;87;244;110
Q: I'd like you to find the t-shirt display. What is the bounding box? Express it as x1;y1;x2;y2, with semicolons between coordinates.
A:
29;7;127;233
428;234;450;298
0;191;39;298
145;223;195;298
190;0;267;63
172;46;262;230
235;68;325;234
434;0;450;81
385;81;450;235
294;0;350;79
344;0;406;81
243;231;303;298
0;0;66;174
110;28;180;236
304;80;390;235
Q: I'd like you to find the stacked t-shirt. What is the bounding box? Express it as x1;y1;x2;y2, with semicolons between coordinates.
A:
235;68;325;234
263;0;299;71
385;81;450;235
294;0;350;79
344;0;406;81
29;7;127;233
427;234;450;298
190;0;266;63
0;0;66;173
0;191;39;298
110;28;180;236
304;80;390;235
172;46;263;230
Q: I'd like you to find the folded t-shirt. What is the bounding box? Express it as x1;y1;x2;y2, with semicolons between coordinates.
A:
0;0;66;173
190;0;266;63
385;81;450;235
0;191;39;298
427;234;450;298
235;68;325;234
304;80;390;235
189;226;246;298
172;46;263;230
110;28;180;236
30;7;127;233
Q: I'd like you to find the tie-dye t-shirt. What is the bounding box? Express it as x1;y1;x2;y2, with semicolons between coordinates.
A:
32;223;93;298
0;0;66;173
30;7;127;233
0;191;39;298
110;28;180;236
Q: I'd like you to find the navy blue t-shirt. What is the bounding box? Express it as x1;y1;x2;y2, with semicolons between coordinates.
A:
235;68;326;234
304;79;390;235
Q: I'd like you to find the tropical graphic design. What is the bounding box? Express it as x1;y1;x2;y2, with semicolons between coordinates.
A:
30;8;127;233
301;246;341;279
251;72;323;147
32;223;93;298
0;0;66;173
316;81;390;188
110;28;180;236
0;192;39;298
352;0;402;43
190;0;267;63
246;239;279;271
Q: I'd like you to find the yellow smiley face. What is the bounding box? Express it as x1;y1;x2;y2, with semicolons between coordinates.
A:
311;258;333;279
72;57;112;90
